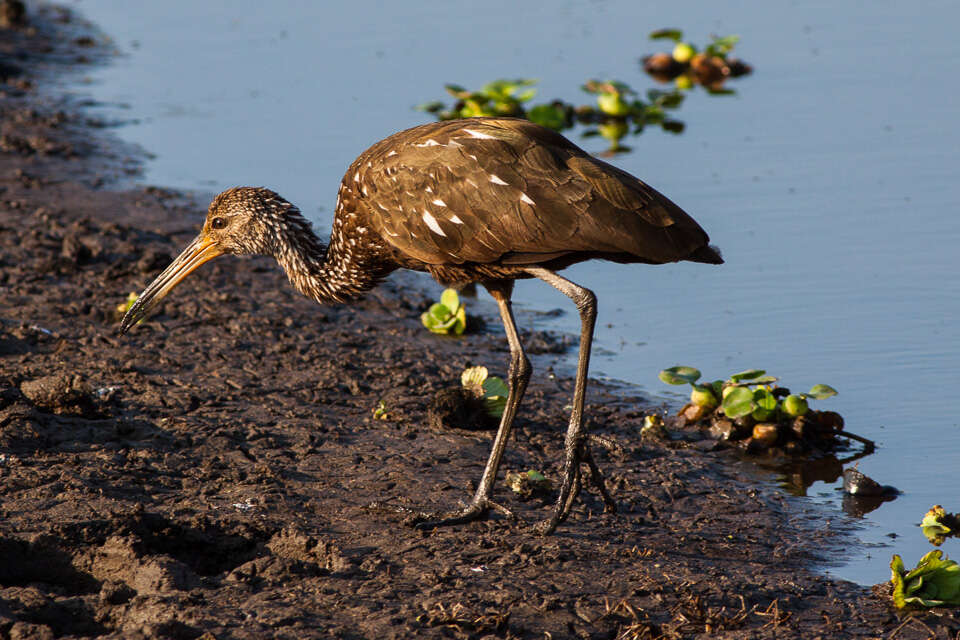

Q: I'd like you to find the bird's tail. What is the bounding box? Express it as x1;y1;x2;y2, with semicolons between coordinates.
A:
687;244;724;264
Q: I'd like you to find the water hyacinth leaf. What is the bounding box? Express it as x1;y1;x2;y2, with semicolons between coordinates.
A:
710;380;724;398
428;302;450;321
753;387;778;411
649;28;683;41
891;550;960;609
730;369;766;382
705;34;740;57
921;506;952;533
807;384;838;399
415;101;445;113
528;104;567;130
482;376;510;400
721;386;755;418
516;88;537;103
658;366;701;385
452;305;466;335
461;366;488;390
484;395;507;418
751;375;778;384
440;288;460;313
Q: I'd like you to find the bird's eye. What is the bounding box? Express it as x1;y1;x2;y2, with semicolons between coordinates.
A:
211;217;227;230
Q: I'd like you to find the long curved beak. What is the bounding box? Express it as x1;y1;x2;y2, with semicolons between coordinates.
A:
119;234;223;335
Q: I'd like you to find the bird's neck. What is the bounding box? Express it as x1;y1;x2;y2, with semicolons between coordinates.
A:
273;218;382;305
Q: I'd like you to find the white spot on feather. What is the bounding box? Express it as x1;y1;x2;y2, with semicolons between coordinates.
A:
415;138;442;147
450;214;464;224
520;192;535;205
432;198;447;207
421;210;447;237
464;128;496;140
488;174;508;186
353;171;360;182
386;150;398;157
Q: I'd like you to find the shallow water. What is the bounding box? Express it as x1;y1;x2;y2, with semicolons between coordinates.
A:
68;0;960;584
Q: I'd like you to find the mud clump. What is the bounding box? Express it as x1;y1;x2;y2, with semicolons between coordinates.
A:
19;373;97;416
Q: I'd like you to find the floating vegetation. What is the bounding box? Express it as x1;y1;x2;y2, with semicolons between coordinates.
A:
421;288;466;335
890;550;960;609
921;505;960;546
659;366;873;457
644;29;753;93
417;29;751;156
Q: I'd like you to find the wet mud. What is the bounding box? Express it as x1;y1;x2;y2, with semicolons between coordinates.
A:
1;5;958;639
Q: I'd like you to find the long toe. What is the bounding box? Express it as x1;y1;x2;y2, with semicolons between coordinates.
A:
412;501;491;531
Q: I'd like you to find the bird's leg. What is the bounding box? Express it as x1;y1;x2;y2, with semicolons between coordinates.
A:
525;267;616;535
414;281;531;530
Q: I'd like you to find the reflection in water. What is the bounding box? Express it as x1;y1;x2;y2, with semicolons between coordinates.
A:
843;493;897;518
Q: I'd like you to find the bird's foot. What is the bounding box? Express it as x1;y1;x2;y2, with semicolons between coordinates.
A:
536;441;617;536
411;497;517;531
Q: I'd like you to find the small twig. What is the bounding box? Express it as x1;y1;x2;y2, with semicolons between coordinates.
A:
829;428;875;451
588;433;624;453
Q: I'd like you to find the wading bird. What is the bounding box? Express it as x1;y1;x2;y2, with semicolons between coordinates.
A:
120;117;722;535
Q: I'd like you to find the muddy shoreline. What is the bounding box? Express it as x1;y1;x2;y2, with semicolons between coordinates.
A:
1;5;955;639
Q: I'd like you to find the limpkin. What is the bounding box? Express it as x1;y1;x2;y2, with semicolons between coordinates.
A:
119;117;722;534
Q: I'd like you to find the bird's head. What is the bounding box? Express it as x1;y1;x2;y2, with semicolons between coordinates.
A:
119;186;305;334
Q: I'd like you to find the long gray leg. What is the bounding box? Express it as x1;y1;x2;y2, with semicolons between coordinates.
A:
525;267;615;535
415;280;531;529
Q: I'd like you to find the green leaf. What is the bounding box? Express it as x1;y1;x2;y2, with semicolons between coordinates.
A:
891;550;960;609
482;376;510;400
415;101;445;113
452;305;467;335
751;375;778;384
710;380;724;398
807;384;838;399
440;288;460;313
658;366;701;385
753;387;777;411
428;302;451;321
649;28;683;42
730;369;766;382
722;386;755;418
484;395;507;418
705;34;740;57
516;88;537;103
528;104;567;130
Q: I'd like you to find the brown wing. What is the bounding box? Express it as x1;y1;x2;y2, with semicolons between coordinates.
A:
346;117;712;266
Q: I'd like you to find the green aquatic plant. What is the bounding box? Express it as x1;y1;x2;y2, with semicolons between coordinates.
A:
461;366;508;418
921;505;960;546
421;288;467;335
890;550;960;609
646;29;752;93
418;77;684;154
658;366;838;421
417;79;537;121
